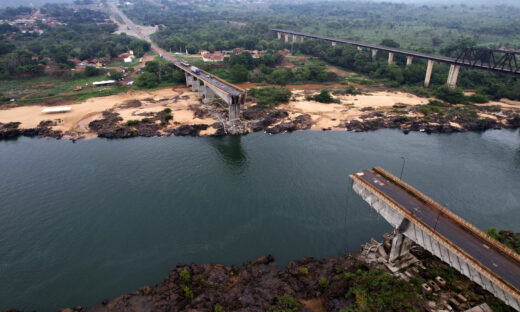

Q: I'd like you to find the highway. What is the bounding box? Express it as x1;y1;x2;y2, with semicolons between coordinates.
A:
273;29;520;74
109;3;244;97
356;169;520;291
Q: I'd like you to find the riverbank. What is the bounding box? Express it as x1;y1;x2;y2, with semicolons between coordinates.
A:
1;85;519;140
13;235;512;312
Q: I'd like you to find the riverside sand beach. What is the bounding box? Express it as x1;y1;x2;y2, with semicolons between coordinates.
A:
1;85;519;139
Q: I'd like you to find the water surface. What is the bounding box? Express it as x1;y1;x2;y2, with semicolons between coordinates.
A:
1;130;519;310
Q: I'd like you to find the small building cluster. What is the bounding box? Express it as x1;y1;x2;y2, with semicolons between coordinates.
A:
198;49;266;62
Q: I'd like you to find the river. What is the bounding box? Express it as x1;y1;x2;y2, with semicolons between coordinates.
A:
1;130;519;311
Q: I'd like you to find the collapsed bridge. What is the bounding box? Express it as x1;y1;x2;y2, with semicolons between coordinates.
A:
350;167;520;310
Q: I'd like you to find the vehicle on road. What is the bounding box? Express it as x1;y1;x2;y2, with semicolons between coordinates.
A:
190;66;200;75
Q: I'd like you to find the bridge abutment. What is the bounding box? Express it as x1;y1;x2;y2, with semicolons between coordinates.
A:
424;60;434;88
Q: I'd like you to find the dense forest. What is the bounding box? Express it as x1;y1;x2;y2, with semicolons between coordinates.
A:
121;0;520;100
0;5;149;79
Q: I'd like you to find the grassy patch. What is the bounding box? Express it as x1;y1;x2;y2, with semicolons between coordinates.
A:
0;75;130;106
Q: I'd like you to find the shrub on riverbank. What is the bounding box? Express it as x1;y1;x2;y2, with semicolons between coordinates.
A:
306;89;340;103
248;87;292;108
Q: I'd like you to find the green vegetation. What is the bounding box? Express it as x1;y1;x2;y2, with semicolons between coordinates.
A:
306;89;339;104
213;304;225;312
119;0;520;101
299;267;309;276
318;278;330;289
180;269;191;283
487;228;520;254
0;74;128;105
135;58;185;89
181;285;194;299
340;266;423;311
273;294;301;312
248;87;292;108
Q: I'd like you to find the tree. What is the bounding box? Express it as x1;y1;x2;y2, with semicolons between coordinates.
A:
230;64;248;83
135;71;159;88
186;44;197;54
380;39;400;48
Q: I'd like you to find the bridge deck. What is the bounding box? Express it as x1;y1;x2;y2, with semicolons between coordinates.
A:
354;169;520;292
273;29;520;74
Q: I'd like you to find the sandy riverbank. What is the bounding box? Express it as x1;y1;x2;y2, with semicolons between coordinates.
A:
1;85;519;139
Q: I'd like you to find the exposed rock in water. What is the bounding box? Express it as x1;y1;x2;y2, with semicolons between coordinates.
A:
265;114;314;134
168;124;209;136
0;120;63;140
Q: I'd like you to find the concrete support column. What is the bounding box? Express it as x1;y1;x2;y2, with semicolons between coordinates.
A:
185;72;193;87
203;85;215;104
447;64;460;89
357;46;363;51
371;49;378;61
424;59;434;88
331;42;336;46
406;56;413;66
284;34;289;43
191;78;199;92
198;82;204;97
229;98;240;121
301;36;305;42
292;34;297;43
277;32;281;40
388;52;394;64
388;233;413;263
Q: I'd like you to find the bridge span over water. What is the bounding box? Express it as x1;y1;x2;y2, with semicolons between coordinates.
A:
273;29;520;89
350;167;520;310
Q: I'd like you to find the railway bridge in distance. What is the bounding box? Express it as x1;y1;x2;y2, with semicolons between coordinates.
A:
273;29;520;89
350;167;520;310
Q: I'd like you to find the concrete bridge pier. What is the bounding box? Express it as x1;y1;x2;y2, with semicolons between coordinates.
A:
192;78;200;92
277;32;281;40
284;33;289;43
357;46;363;51
292;34;297;43
331;42;336;46
185;73;193;87
424;60;434;88
203;85;215;104
229;97;240;121
198;82;205;97
388;52;394;64
447;64;460;89
371;49;378;61
406;56;413;66
300;35;305;42
388;232;413;262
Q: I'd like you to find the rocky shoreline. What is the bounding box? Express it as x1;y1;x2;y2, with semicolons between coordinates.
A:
5;234;513;312
1;101;520;141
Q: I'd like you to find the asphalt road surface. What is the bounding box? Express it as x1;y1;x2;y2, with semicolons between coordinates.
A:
356;169;520;291
109;3;243;97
